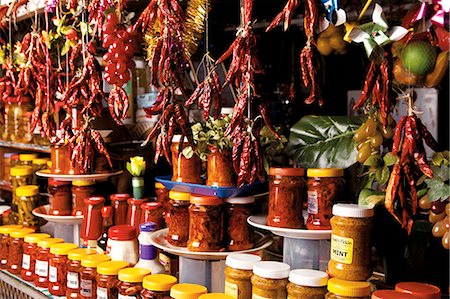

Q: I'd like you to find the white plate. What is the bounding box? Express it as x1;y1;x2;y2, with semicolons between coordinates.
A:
35;170;123;181
32;205;83;224
150;228;273;260
247;215;331;240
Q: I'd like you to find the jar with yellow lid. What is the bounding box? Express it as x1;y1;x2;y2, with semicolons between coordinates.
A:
306;168;345;230
117;267;151;297
199;294;234;299
19;153;38;166
155;182;169;210
72;180;96;216
286;269;328;299
328;204;374;281
141;274;178;299
224;253;261;299
32;158;49;192
16;185;39;226
251;261;290;299
66;248;98;299
0;225;22;269
170;283;208;299
79;254;111;299
7;228;35;274
10;166;33;221
21;233;51;281
171;135;202;184
95;261;129;299
166;191;191;246
34;237;64;288
48;243;78;296
325;278;371;298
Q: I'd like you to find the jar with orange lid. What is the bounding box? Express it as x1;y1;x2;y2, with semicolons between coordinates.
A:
199;294;234;299
188;195;224;252
21;233;51;281
127;197;148;231
170;283;208;299
206;145;235;187
34;238;64;288
371;290;417;299
395;282;441;299
51;142;70;174
72;180;96;216
16;185;39;226
166;191;191;246
140;201;164;229
81;196;105;248
79;254;111;299
224;197;255;251
7;228;35;274
32;158;49;192
19;154;38;167
96;260;129;299
325;278;371;299
155;182;169;209
0;225;22;269
171;135;202;184
251;261;290;299
117;268;151;298
49;179;72;216
66;248;98;299
111;193;130;225
48;243;78;296
141;274;178;299
267;167;306;228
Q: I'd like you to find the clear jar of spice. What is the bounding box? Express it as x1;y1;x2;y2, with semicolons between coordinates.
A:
48;243;78;296
34;238;64;288
72;180;96;216
96;260;129;299
286;269;328;299
21;233;51;281
127;197;148;232
267;167;305;228
171;135;202;184
395;282;441;299
224;197;255;251
66;248;98;299
141;274;178;299
140;201;164;230
328;204;374;281
111;193;130;225
81;196;105;248
166;191;191;246
224;253;261;299
16;185;39;226
325;278;371;299
251;261;290;299
306;168;345;230
188;195;224;252
117;267;151;298
0;225;22;269
19;153;38;167
48;179;72;216
7;228;35;274
79;254;111;299
170;283;208;299
106;225;139;266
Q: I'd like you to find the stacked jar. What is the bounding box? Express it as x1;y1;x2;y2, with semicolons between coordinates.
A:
140;201;164;229
166;191;191;246
224;253;261;298
117;268;151;298
19;153;38;166
81;196;105;248
106;224;139;266
66;248;98;299
325;278;371;299
79;254;111;299
0;225;22;269
251;261;291;299
96;261;129;299
50;142;70;174
10;166;33;222
48;179;72;216
206;145;235;187
127;197;148;231
34;238;64;288
110;193;130;225
16;185;39;226
7;228;35;274
141;274;178;298
170;284;208;299
224;197;255;251
71;180;96;216
286;269;329;298
171;135;202;184
155;182;169;211
21;233;51;281
48;243;78;296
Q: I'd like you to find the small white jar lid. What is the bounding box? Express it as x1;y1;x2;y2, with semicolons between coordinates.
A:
224;196;255;204
288;269;329;287
172;135;188;143
226;254;261;270
253;261;290;279
332;203;374;218
220;107;234;115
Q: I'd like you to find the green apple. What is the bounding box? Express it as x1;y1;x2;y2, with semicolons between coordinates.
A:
401;41;437;76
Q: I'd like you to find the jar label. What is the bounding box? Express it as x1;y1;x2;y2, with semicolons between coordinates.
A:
22;254;30;270
118;294;136;299
97;287;108;299
307;190;318;214
224;280;238;297
252;294;271;299
67;271;79;289
49;265;57;282
331;234;354;264
35;260;48;277
80;279;93;297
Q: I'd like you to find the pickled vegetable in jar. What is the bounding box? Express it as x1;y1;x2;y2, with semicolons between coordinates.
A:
155;182;169;209
117;267;151;298
8;228;35;274
267;167;305;228
81;196;105;248
11;166;33;221
224;253;261;299
66;248;98;299
48;243;78;296
72;180;96;216
206;146;235;187
170;283;208;299
34;238;64;288
166;191;191;246
51;143;70;174
224;197;255;251
171;135;202;184
286;269;328;299
140;202;164;230
306;168;345;230
328;204;374;281
19;153;38;167
188;195;224;252
49;179;72;216
16;185;39;226
371;290;417;299
127;197;148;232
199;294;234;299
111;193;130;225
251;261;290;299
21;233;51;281
395;282;441;299
0;225;22;269
96;261;129;299
79;254;111;299
325;278;371;299
141;274;177;299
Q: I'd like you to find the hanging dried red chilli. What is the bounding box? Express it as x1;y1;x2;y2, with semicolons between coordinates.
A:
266;0;300;31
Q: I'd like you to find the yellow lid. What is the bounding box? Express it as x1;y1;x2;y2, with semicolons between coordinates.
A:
10;166;33;176
118;268;151;283
47;161;52;168
155;182;165;189
0;225;23;235
16;185;39;197
24;233;51;244
72;180;95;186
170;284;208;299
199;294;234;299
327;278;371;297
32;158;49;165
143;274;178;291
37;238;64;249
80;254;111;268
169;191;191;201
10;228;35;239
68;248;97;261
19;154;38;162
49;243;78;255
97;261;129;275
307;168;344;178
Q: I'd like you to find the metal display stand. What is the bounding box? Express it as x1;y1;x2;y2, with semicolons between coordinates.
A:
0;270;52;299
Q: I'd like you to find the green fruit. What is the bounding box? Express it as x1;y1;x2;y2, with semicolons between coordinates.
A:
364;118;377;136
357;143;372;163
401;41;437;76
370;131;383;147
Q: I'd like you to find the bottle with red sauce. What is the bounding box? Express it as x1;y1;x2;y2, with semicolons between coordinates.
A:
0;225;23;269
98;206;113;252
34;238;64;288
48;243;78;296
66;248;98;299
72;180;96;216
110;193;130;225
7;228;35;274
126;197;148;231
81;196;105;248
48;179;72;216
21;233;51;281
140;201;164;230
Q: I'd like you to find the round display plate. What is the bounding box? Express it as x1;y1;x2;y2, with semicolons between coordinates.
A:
32;205;83;224
36;169;123;181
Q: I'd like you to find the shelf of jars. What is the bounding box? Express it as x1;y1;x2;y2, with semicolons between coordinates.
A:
0;270;52;299
0;141;50;154
0;180;12;192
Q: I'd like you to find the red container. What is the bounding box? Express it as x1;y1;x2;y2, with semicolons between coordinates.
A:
81;197;105;247
395;282;441;299
126;198;147;231
110;194;130;225
34;238;64;288
48;243;78;296
21;233;51;281
49;179;72;216
140;202;164;230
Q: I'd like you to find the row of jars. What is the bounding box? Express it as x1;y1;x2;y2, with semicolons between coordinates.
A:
1;97;34;144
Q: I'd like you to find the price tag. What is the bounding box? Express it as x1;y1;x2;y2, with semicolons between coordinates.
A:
67;272;79;289
22;254;30;270
49;266;57;282
35;260;48;277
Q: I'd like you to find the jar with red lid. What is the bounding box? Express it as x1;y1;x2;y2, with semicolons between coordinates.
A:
96;260;129;299
21;233;51;281
395;282;441;299
166;191;191;247
72;180;96;216
118;267;151;298
0;225;23;269
48;243;78;296
106;225;139;266
49;179;72;216
51;143;70;174
224;197;255;251
81;196;105;248
111;193;130;225
171;135;202;184
267;167;306;228
306;168;345;230
155;182;169;209
140;201;164;229
66;248;98;299
79;254;111;299
141;274;178;299
127;197;148;231
34;238;64;288
7;228;35;274
371;290;417;299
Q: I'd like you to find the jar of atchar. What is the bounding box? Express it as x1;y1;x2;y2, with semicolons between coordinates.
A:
166;191;191;247
251;261;291;299
224;197;255;251
199;294;234;299
7;228;35;274
21;233;51;281
224;253;261;299
111;193;130;225
48;179;72;216
170;283;208;299
106;224;139;266
171;134;202;184
127;197;148;232
140;274;178;299
395;282;441;299
79;254;111;299
155;182;169;210
19;153;38;167
16;185;39;226
286;269;329;299
34;238;64;288
48;243;78;296
325;278;371;299
96;260;129;299
117;267;151;298
206;145;235;187
51;142;70;174
81;196;105;248
0;225;23;269
66;248;98;299
140;201;164;230
72;180;96;216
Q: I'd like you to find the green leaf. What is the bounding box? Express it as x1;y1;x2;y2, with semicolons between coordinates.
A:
376;165;390;186
431;164;450;181
425;177;445;189
364;154;382;167
432;151;450;166
287;115;365;168
417;188;428;199
61;40;71;56
126;162;132;174
428;184;450;202
182;146;194;159
358;188;386;207
383;152;398;167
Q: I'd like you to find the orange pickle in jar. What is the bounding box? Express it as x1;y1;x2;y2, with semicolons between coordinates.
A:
66;248;98;299
7;228;35;274
171;135;202;184
206;145;235;187
141;274;178;299
166;191;190;246
49;179;72;216
140;201;164;229
79;254;111;299
325;278;371;299
117;268;151;298
0;225;23;269
96;260;128;299
21;233;51;281
34;238;64;288
48;243;78;296
224;197;255;251
72;180;96;216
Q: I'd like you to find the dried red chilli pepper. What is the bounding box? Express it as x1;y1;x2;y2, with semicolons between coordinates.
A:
266;0;300;31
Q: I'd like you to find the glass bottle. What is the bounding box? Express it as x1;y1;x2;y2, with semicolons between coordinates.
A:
170;284;208;299
96;260;129;299
7;228;35;274
117;268;151;298
126;197;148;232
81;197;105;248
48;179;72;216
141;274;178;299
325;278;371;299
98;206;113;252
251;261;290;299
48;243;78;296
110;193;130;225
21;233;51;281
166;191;191;247
16;185;39;226
66;248;98;299
34;238;64;288
224;197;255;251
224;253;261;299
71;180;96;216
0;225;23;269
79;254;111;299
135;222;165;274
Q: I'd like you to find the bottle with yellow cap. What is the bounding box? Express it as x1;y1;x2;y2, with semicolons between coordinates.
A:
7;228;35;274
72;180;96;216
21;233;50;281
0;225;23;269
32;158;49;191
167;191;191;246
16;185;39;226
66;248;98;299
34;237;64;288
48;243;78;296
141;274;178;298
79;254;111;299
306;168;345;230
170;283;208;299
199;294;234;299
10;165;33;220
325;278;371;298
19;153;38;166
117;267;151;297
95;260;129;299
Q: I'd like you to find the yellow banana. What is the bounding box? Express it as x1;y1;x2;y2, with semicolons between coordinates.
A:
425;51;449;88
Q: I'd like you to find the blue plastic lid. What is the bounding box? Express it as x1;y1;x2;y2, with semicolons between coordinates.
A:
140;222;157;233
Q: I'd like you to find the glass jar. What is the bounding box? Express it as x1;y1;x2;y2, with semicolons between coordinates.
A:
199;295;234;299
106;224;139;266
66;248;98;299
48;243;79;296
19;153;38;167
111;193;130;225
16;185;39;226
96;260;129;299
170;283;208;299
34;238;64;288
72;180;96;216
0;225;22;269
49;179;72;216
32;158;49;192
7;228;35;274
127;197;148;232
286;269;328;299
306;168;345;230
2;98;12;141
22;111;33;143
395;282;441;299
166;191;191;246
140;202;164;230
51;143;70;174
12;98;33;143
21;233;51;281
117;268;151;298
328;204;374;281
3;153;14;182
155;182;169;209
371;290;417;299
325;278;371;299
188;195;224;252
224;253;261;299
251;261;290;299
11;166;33;222
267;167;305;228
206;146;234;187
141;274;178;299
224;197;255;251
81;196;105;248
79;254;111;299
171;135;202;184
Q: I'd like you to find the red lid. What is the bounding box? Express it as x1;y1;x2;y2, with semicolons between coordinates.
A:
127;197;148;205
190;195;223;206
110;194;131;201
84;196;106;205
269;167;305;176
141;202;162;210
108;225;137;240
101;206;113;218
11;154;19;161
372;290;417;299
395;282;441;299
49;178;70;186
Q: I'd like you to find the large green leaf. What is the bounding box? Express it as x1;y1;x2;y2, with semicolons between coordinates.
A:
288;115;365;168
